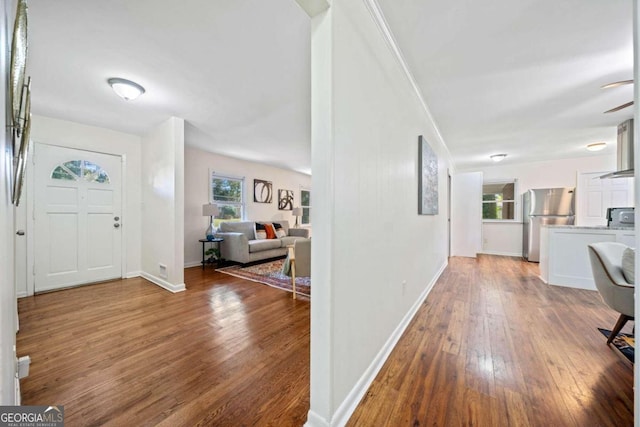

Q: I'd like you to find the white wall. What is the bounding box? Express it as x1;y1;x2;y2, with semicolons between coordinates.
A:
451;172;483;257
477;154;617;199
308;1;450;425
183;147;311;267
633;1;640;417
462;154;617;256
23;115;143;296
141;117;185;291
0;0;17;404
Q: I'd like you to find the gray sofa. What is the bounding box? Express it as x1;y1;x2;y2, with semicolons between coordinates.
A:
216;220;310;264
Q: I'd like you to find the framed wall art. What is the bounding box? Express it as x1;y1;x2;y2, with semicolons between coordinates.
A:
10;0;30;206
278;189;294;210
254;179;272;203
12;77;30;206
418;135;438;215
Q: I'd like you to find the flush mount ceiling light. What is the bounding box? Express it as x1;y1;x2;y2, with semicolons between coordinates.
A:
107;77;145;101
586;142;607;152
490;154;507;162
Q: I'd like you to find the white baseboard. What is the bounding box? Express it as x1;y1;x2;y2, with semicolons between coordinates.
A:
125;271;141;279
305;410;330;427
479;250;523;258
15;374;20;405
17;291;27;299
140;272;186;293
307;260;448;427
184;261;201;268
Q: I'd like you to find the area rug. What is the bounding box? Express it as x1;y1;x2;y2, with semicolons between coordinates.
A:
598;328;634;363
217;259;310;298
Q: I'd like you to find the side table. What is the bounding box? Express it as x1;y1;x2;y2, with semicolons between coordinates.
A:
199;238;224;269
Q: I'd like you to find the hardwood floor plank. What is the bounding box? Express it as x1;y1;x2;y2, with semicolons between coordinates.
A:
18;268;310;427
347;255;634;427
18;255;633;426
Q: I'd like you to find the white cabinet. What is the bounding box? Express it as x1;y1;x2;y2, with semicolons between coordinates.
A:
539;226;634;290
576;172;633;226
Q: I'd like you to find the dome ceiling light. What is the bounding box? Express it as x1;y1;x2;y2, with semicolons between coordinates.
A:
107;77;145;101
490;154;507;162
586;142;607;152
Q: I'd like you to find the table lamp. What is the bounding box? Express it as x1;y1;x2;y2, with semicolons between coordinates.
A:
202;203;219;241
292;207;303;228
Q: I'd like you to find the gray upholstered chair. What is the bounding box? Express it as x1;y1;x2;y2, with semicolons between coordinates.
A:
282;238;310;299
587;242;635;344
291;239;310;277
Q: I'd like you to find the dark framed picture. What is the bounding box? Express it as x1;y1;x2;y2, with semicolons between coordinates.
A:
254;179;272;203
418;135;438;215
278;189;294;210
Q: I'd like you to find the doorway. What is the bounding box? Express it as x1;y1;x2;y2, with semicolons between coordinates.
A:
33;144;123;292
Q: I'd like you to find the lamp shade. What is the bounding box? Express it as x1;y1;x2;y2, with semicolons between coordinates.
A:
202;203;219;216
292;207;303;216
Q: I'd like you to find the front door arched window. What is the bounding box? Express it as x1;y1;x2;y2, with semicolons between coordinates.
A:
51;160;110;184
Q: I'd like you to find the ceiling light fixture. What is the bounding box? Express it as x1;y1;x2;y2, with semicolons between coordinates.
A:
490;154;507;162
107;77;145;101
586;142;607;152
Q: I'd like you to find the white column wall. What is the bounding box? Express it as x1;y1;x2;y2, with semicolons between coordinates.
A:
0;0;17;404
308;1;451;424
632;0;639;422
451;172;483;257
141;117;185;291
183;147;311;267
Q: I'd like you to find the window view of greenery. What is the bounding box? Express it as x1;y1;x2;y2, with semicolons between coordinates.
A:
211;176;244;225
301;190;311;225
482;182;515;220
51;160;110;183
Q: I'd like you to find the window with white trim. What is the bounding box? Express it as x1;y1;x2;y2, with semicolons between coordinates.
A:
301;189;311;225
210;173;244;224
482;180;517;221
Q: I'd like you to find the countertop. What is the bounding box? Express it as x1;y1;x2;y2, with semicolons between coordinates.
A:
541;225;635;231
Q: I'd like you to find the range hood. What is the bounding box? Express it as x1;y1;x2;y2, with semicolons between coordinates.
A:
600;119;634;179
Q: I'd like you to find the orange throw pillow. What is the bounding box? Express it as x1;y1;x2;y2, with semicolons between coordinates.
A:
264;223;276;239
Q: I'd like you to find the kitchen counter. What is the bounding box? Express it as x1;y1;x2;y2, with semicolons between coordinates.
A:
539;226;635;290
542;225;634;231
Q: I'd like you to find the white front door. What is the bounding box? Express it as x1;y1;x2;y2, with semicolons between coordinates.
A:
34;144;123;292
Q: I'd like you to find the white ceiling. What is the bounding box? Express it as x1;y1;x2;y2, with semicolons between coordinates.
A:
377;0;634;170
28;0;311;174
27;0;633;174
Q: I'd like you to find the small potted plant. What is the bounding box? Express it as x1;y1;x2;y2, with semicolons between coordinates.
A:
205;247;220;264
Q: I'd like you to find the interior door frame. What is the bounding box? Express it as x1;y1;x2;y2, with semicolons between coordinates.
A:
25;142;127;296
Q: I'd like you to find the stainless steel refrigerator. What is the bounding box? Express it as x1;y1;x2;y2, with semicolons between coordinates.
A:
522;188;575;262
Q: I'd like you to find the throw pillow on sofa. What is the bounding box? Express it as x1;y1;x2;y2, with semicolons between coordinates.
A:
255;223;267;240
264;223;277;239
272;222;287;238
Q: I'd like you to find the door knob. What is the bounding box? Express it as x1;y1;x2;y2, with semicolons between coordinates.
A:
16;230;25;236
114;223;120;228
114;216;120;221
